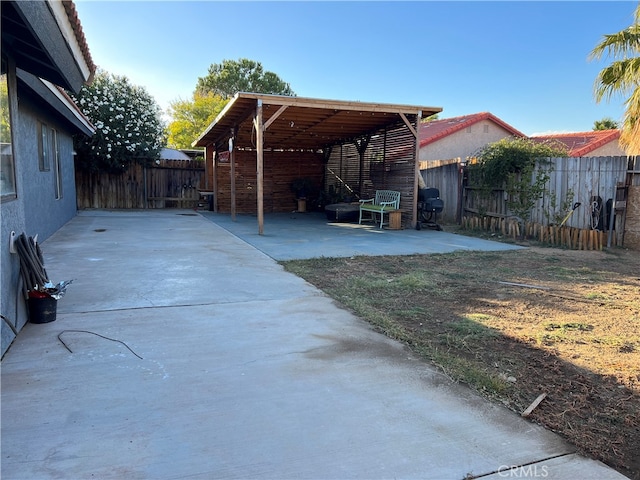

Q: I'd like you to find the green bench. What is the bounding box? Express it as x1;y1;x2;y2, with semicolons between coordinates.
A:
358;190;401;228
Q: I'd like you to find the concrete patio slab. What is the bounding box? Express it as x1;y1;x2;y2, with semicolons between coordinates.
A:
199;211;523;260
1;210;626;479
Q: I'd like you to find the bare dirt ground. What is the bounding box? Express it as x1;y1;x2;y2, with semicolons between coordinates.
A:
282;243;640;479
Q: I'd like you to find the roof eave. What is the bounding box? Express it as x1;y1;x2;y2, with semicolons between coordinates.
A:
17;69;95;136
51;0;95;84
2;0;95;92
193;92;442;149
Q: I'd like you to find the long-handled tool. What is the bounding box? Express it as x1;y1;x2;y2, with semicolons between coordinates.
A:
559;202;581;227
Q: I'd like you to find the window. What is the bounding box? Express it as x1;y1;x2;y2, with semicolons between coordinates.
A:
38;122;50;171
38;123;62;198
483;125;489;134
51;128;62;199
1;66;16;200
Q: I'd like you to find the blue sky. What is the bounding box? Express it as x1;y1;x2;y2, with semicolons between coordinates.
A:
74;1;637;136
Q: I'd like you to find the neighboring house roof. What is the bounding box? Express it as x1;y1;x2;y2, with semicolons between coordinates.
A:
160;148;192;161
419;112;525;148
529;130;621;157
180;149;205;160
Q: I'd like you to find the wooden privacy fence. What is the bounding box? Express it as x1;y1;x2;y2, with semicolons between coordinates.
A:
424;156;640;250
76;159;205;209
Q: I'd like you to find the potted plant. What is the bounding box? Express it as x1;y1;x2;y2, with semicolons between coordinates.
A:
291;177;314;212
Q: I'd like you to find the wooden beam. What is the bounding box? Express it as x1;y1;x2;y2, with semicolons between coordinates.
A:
263;104;288;131
256;100;265;235
399;112;418;138
238;92;442;116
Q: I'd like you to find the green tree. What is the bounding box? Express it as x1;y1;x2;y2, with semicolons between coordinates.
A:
469;137;568;225
196;58;295;99
70;70;166;173
593;117;619;130
167;92;227;149
590;3;640;153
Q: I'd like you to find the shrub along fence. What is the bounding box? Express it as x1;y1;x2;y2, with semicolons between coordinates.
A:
76;159;205;209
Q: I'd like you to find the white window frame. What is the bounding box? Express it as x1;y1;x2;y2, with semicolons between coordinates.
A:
51;128;62;199
38;121;50;172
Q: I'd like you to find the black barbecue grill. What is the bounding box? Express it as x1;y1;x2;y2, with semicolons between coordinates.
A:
416;188;444;231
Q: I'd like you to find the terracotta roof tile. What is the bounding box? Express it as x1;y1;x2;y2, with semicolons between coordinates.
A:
529;130;620;157
62;0;96;82
419;112;525;147
54;84;95;130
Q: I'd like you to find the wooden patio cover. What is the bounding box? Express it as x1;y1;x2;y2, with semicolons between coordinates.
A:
193;92;442;233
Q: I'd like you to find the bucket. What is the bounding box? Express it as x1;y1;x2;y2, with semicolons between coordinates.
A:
27;292;57;324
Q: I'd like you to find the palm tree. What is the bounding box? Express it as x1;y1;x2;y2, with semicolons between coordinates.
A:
593;117;619;130
590;3;640;154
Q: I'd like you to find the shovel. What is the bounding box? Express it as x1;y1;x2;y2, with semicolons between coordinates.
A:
559;202;581;227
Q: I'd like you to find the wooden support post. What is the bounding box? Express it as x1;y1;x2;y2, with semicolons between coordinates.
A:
207;146;218;212
354;135;370;197
229;130;237;221
255;100;264;235
413;111;421;229
399;111;422;229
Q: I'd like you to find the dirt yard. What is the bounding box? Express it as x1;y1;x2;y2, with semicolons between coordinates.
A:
282;244;640;479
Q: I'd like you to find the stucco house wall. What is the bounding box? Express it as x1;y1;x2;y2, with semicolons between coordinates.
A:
1;0;95;357
17;93;79;238
584;142;626;157
0;74;84;354
419;117;523;162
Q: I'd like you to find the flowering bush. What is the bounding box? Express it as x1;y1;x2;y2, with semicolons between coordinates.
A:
70;70;166;173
